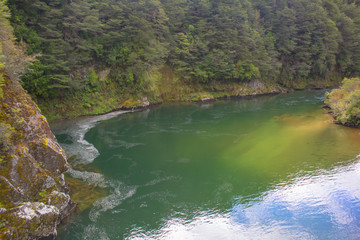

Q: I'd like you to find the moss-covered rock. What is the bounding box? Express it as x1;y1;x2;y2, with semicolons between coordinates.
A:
0;76;75;239
0;202;58;239
200;94;214;101
120;97;150;109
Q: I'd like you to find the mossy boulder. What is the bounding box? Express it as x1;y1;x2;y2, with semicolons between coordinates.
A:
121;97;150;109
0;76;75;239
200;94;214;101
0;202;58;239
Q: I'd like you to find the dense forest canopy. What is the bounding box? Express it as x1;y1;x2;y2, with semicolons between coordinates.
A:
5;0;360;99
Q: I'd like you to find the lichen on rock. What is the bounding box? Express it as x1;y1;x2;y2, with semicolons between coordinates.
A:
121;96;150;109
0;76;75;239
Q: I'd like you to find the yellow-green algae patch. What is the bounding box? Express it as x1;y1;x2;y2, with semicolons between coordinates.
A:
65;175;107;212
222;108;360;176
65;157;107;211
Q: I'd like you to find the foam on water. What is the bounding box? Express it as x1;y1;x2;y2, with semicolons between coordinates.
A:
66;168;107;187
51;110;139;229
89;180;137;222
144;176;181;187
52;110;131;164
107;139;145;149
83;225;110;240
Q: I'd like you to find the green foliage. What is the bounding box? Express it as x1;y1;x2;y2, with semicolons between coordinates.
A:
86;68;99;92
234;61;261;82
6;0;360;101
326;77;360;126
20;61;50;98
38;189;47;200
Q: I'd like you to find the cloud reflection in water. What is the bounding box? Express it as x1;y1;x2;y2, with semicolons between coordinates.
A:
128;158;360;240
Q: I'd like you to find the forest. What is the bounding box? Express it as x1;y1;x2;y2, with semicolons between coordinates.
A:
5;0;360;106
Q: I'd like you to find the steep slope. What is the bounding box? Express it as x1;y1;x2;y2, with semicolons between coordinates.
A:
0;75;76;239
0;1;75;238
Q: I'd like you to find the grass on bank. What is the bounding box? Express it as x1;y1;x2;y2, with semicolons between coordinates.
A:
36;80;279;121
36;68;341;122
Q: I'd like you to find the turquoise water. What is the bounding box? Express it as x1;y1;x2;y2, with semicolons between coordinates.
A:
54;91;360;240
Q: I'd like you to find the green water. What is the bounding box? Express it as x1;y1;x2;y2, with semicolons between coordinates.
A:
54;91;360;240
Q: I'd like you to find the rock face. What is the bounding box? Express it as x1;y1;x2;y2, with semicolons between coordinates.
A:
0;77;75;239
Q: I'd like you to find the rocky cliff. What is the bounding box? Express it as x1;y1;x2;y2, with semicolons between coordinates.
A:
0;75;75;239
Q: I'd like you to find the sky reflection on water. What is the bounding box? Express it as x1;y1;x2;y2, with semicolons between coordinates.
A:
128;159;360;240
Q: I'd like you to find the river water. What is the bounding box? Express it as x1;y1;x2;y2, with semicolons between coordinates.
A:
53;91;360;240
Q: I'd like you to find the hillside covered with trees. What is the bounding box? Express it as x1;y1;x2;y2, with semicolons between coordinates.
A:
6;0;360;118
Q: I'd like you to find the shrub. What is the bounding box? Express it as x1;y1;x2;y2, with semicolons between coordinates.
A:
326;77;360;127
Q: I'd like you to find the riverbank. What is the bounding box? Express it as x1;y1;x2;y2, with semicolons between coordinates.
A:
325;77;360;127
39;78;340;122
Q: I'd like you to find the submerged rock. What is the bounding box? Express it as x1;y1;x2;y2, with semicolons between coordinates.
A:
0;77;75;239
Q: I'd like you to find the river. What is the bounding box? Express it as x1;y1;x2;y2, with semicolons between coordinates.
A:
53;91;360;240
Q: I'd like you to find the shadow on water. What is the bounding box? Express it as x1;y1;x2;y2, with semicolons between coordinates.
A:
54;91;360;240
